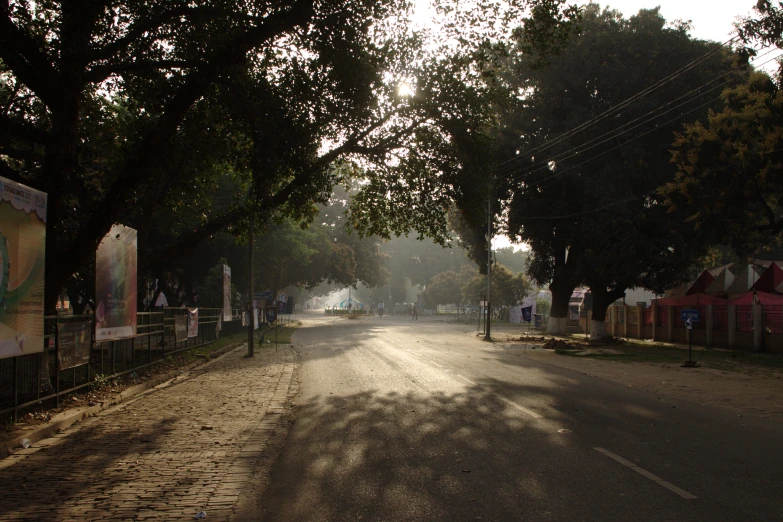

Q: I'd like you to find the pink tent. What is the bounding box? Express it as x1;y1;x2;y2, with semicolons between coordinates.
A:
654;294;727;306
729;291;783;306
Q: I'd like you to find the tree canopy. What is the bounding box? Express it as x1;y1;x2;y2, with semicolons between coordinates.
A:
490;4;744;333
0;0;578;312
664;71;783;255
461;264;531;317
659;1;783;258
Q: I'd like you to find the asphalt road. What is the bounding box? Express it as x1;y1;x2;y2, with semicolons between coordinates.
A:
237;313;783;521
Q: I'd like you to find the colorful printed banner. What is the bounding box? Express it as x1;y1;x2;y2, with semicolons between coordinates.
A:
95;225;137;341
174;314;188;342
222;265;232;322
187;308;198;338
0;177;47;359
57;321;92;370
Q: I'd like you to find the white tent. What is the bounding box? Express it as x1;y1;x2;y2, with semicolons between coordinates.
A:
726;265;759;298
704;265;735;296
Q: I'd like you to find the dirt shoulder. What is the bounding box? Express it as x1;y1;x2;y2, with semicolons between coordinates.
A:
499;333;783;421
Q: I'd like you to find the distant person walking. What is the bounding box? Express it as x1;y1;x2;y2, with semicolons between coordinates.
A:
411;304;418;320
378;302;385;318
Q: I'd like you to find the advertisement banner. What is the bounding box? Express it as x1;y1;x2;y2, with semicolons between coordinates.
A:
0;177;47;359
187;308;198;338
57;321;91;370
95;225;137;341
222;265;232;322
253;308;259;330
265;306;277;323
174;314;188;342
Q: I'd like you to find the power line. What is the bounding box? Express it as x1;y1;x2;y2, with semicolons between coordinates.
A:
503;51;783;190
494;35;740;173
499;47;779;181
519;143;783;221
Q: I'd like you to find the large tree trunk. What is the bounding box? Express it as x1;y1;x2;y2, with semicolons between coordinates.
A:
588;285;626;340
548;278;577;335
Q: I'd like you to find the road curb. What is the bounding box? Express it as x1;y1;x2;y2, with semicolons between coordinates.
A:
0;340;248;461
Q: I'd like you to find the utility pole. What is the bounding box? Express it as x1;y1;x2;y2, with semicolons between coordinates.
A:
485;186;492;341
247;197;255;357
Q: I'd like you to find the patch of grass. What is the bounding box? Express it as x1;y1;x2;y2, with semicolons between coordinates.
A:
557;341;783;374
259;321;300;345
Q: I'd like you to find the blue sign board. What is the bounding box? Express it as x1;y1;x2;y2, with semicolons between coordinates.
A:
681;309;701;322
255;291;273;300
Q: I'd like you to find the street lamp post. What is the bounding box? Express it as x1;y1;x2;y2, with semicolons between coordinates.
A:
247;198;254;357
485;189;492;341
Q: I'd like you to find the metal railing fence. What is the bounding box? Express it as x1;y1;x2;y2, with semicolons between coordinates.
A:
1;308;249;422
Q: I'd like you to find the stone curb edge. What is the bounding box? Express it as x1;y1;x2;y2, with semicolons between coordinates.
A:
0;340;249;461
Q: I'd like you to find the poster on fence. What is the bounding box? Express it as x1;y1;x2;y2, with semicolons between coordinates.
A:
0;177;47;359
174;314;187;342
95;224;137;341
187;308;198;338
57;321;92;370
223;264;232;322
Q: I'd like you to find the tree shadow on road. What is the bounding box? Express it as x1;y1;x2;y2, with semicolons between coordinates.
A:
253;375;718;522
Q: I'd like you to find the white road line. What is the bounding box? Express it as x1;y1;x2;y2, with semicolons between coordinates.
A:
594;447;697;500
497;396;542;419
429;360;444;368
456;374;476;385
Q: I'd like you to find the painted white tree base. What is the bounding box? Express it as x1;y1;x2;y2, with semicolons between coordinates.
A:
589;320;606;340
547;316;567;335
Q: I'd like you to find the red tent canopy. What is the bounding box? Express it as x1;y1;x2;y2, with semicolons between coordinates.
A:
729;291;783;306
751;263;783;293
729;292;754;306
654;294;727;306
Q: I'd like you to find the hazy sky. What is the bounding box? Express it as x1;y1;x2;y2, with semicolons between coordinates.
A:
413;1;757;42
593;0;756;42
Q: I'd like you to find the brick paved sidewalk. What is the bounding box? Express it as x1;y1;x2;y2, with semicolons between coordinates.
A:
0;344;298;521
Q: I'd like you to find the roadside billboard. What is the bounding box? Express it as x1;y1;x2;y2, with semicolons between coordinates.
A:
0;177;47;359
174;314;188;342
95;225;137;341
57;321;92;370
